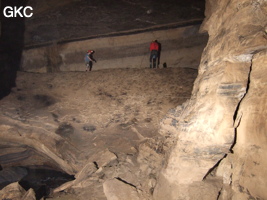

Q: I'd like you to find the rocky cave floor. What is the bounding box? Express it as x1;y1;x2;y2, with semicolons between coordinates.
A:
0;67;198;199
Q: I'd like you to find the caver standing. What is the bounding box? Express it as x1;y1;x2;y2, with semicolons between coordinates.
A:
84;50;96;71
149;40;159;68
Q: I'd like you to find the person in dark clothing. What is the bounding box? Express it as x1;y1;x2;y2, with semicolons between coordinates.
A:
84;50;96;71
149;40;159;68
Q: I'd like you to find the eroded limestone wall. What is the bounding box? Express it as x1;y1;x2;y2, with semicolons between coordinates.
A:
21;25;207;72
154;0;267;199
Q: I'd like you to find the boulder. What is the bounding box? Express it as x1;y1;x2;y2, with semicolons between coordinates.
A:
0;182;36;200
103;178;141;200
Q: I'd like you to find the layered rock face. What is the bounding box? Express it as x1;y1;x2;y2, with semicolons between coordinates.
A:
154;0;267;199
21;24;207;72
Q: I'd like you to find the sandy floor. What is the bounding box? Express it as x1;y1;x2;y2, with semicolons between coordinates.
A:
11;67;197;141
1;67;197;163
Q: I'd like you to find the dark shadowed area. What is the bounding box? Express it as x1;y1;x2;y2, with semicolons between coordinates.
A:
0;0;28;99
24;0;205;46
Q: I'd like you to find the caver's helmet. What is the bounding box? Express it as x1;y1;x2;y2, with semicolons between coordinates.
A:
87;50;94;53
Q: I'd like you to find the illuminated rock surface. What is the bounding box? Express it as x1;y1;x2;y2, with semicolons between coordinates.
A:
154;0;267;199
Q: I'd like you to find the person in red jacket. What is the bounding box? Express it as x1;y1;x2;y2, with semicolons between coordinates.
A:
149;40;159;68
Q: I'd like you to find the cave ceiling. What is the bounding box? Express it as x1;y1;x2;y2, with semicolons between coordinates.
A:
2;0;206;47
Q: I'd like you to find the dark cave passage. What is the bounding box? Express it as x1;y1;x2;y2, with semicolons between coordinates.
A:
0;165;74;200
0;146;75;199
19;167;74;200
0;0;28;99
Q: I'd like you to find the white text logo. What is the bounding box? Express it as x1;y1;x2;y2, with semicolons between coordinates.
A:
3;6;33;18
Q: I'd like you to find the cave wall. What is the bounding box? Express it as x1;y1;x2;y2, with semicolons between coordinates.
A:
154;0;267;199
21;25;207;72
